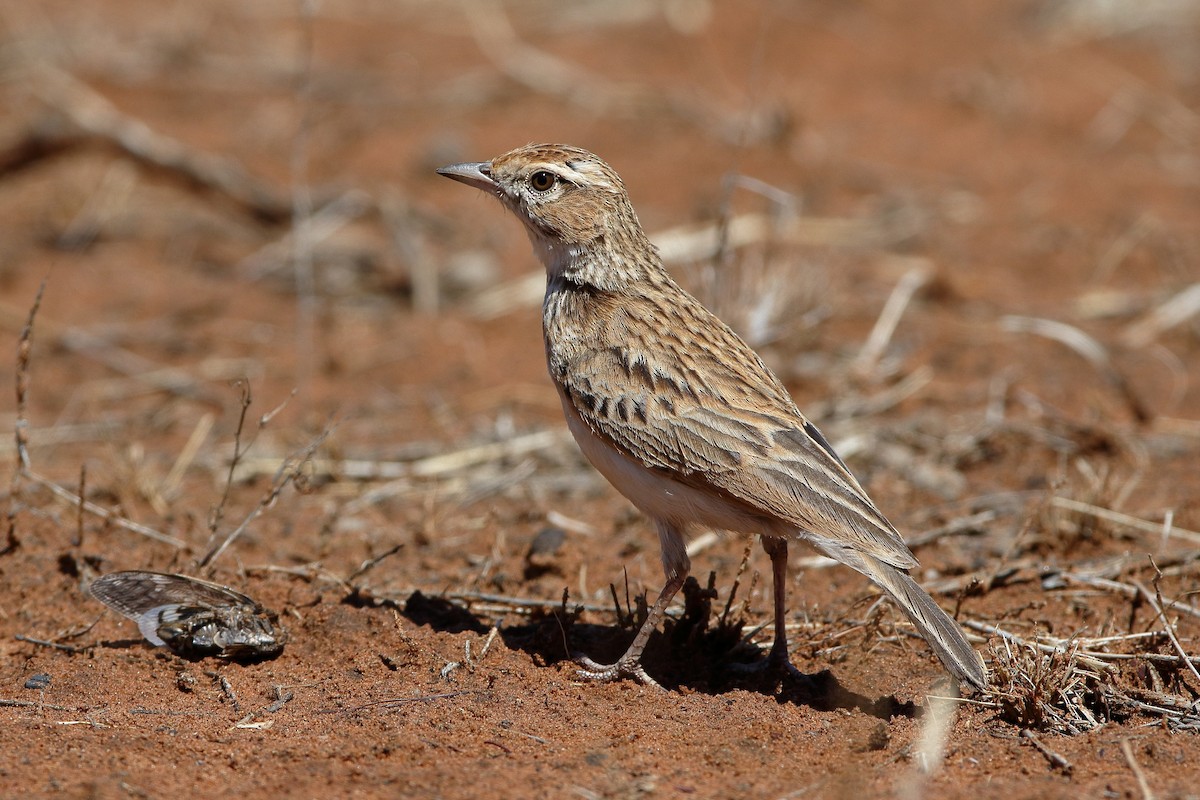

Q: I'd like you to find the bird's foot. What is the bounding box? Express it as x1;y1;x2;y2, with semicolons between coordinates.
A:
728;648;817;691
574;652;662;689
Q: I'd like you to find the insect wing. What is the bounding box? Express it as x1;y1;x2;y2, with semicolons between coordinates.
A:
90;571;255;612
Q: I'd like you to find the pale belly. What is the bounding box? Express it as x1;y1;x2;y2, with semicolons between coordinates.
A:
555;387;781;538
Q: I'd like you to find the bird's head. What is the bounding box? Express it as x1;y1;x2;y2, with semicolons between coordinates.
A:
438;144;653;283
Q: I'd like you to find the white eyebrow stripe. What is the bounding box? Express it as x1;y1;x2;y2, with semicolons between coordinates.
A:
561;159;619;191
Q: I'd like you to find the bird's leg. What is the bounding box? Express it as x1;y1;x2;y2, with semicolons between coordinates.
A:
575;570;686;689
576;520;688;688
761;536;795;672
729;536;811;686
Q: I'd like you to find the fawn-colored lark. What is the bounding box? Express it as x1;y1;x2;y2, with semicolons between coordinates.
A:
438;144;987;691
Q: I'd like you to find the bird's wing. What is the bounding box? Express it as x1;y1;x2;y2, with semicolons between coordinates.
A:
555;294;916;570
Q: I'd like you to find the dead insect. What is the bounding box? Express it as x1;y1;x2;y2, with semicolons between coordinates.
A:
89;571;287;660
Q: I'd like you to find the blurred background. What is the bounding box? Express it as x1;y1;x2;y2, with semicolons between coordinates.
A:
2;0;1199;588
2;1;1200;794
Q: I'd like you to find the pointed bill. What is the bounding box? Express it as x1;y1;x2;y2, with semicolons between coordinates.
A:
436;161;497;193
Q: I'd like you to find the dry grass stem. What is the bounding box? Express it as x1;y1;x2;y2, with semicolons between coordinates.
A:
162;413;216;498
680;177;830;350
911;684;957;775
1131;573;1200;687
815;365;934;423
854;264;930;377
346;543;406;583
198;425;330;570
1062;571;1200;620
466;214;872;320
969;617;1200;670
1021;729;1073;774
0;422;124;456
207;382;255;545
654;214;877;265
1093;213;1159;282
1001;315;1149;421
685;530;721;558
380;190;440;314
1050;496;1200;545
461;0;783;146
0;699;84;712
1123;282;1200;348
985;635;1107;734
74;464;86;548
24;469;187;549
968;599;1200;734
466;271;545;320
464;0;633;114
9;283;185;550
11;283;43;477
904;510;998;549
232;429;570;484
238;190;373;280
0;300;226;406
1121;738;1157;800
544;510;598;537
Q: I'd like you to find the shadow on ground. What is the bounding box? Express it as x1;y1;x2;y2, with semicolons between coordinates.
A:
384;583;918;722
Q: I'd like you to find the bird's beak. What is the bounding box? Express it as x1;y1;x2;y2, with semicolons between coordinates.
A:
436;161;497;192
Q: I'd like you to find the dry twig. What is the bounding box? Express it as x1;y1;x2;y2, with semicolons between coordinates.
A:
1050;496;1200;546
1121;739;1157;800
1002;315;1150;421
238;191;374;280
29;67;291;223
0;301;226;406
1132;567;1200;687
460;0;785;146
854;264;930;377
1021;729;1073;774
7;284;186;549
1123;283;1200;348
198;422;331;570
467;213;876;320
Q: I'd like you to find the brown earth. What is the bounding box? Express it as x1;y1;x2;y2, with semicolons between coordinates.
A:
2;1;1200;798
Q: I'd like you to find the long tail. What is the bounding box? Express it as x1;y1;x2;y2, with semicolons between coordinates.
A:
856;554;987;690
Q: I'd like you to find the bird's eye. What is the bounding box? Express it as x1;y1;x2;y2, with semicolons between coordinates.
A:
529;171;556;192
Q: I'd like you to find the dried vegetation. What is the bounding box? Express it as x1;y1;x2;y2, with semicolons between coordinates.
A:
1;0;1199;796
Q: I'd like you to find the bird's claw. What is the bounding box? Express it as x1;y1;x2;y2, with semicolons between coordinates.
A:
574;653;662;689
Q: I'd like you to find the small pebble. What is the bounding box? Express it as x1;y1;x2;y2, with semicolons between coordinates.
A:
524;527;567;579
528;527;566;558
24;673;51;690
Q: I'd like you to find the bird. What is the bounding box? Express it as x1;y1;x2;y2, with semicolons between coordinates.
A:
437;143;987;692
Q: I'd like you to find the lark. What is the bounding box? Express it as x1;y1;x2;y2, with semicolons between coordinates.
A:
438;144;987;691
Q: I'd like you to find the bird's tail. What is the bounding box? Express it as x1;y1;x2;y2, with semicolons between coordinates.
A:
856;554;988;691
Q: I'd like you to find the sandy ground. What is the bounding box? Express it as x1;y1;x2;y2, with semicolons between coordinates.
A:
2;1;1200;797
